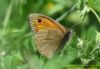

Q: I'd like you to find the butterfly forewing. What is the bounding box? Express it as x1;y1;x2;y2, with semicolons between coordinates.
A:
28;13;71;58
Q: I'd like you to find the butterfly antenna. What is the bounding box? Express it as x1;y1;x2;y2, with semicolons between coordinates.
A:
71;23;80;29
71;13;87;29
56;4;76;22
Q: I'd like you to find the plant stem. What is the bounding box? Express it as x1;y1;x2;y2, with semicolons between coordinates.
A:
56;4;76;22
90;7;100;24
2;1;13;31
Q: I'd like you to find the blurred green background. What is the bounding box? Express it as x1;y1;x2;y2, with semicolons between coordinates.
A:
0;0;100;69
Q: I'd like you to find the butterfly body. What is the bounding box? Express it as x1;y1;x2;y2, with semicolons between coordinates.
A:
28;13;71;58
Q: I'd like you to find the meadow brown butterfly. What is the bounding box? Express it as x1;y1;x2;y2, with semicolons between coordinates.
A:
28;13;71;58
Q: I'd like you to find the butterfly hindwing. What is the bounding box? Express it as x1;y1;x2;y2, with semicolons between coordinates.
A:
35;29;64;58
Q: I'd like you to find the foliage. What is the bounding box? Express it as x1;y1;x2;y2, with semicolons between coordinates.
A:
0;0;100;69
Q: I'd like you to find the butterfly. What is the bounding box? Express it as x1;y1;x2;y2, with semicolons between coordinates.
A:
28;13;72;59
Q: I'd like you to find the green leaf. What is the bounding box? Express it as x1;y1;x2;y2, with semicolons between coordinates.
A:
96;31;100;45
88;0;100;12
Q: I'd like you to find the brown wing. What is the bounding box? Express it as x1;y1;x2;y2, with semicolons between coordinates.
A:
35;29;64;58
28;13;71;58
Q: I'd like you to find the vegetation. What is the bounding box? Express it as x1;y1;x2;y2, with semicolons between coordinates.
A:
0;0;100;69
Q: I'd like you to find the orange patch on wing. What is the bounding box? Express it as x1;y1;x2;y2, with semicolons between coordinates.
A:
35;17;64;33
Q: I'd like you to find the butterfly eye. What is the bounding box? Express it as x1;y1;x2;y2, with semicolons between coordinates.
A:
38;19;41;23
